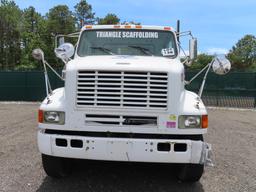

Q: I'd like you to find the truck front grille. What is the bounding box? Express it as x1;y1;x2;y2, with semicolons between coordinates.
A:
76;71;168;110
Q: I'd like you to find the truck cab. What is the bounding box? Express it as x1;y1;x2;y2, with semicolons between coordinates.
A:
37;25;213;182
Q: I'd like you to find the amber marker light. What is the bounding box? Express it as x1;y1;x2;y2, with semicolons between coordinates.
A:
38;109;43;123
202;115;208;128
85;25;92;29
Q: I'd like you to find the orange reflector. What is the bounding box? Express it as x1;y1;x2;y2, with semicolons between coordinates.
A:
202;115;208;128
135;25;142;29
125;25;131;29
114;25;120;28
164;27;171;30
85;25;92;29
38;109;43;123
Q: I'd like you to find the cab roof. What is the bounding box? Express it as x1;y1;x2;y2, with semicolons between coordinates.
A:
81;25;175;32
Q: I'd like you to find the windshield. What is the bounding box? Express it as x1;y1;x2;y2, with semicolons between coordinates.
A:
77;29;177;57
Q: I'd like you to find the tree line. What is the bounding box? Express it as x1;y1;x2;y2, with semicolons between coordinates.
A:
0;0;255;71
0;0;123;70
190;35;256;71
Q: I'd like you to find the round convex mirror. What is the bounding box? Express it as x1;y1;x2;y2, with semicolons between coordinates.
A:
212;56;231;75
55;43;75;60
32;48;44;61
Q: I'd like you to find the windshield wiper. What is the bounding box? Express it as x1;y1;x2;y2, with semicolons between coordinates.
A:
128;46;154;56
90;46;115;55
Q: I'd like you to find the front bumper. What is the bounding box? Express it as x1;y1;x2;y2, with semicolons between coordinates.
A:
38;130;213;165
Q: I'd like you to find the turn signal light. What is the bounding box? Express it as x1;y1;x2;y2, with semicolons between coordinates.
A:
38;109;44;123
202;115;208;128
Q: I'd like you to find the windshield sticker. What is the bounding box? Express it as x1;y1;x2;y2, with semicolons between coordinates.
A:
96;31;159;39
161;48;175;56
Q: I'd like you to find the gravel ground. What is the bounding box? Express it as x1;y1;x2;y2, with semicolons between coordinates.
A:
0;103;255;192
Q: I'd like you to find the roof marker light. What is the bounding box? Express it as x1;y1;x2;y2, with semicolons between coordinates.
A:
114;25;120;28
164;27;171;31
85;25;92;29
124;25;131;29
135;25;142;29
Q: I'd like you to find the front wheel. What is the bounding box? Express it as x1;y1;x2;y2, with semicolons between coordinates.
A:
42;154;72;178
177;163;204;182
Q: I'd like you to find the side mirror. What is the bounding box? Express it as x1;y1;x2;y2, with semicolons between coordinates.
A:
189;38;197;61
55;43;75;62
32;48;44;61
212;56;231;75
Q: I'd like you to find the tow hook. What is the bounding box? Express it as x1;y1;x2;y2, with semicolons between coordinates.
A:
200;142;214;167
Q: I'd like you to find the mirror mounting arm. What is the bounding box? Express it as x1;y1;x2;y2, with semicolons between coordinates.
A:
44;60;64;81
198;60;214;97
185;59;214;98
41;59;64;102
41;55;51;98
32;48;64;101
176;31;194;39
185;63;210;85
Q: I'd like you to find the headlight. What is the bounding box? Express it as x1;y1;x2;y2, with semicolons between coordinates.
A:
40;111;65;124
178;115;201;128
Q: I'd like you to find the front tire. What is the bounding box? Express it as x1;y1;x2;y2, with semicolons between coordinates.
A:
42;154;71;178
177;134;204;182
177;163;204;182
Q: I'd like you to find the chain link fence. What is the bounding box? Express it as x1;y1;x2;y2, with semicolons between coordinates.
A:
186;72;256;108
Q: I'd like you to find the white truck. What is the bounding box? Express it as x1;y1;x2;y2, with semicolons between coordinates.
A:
33;24;231;182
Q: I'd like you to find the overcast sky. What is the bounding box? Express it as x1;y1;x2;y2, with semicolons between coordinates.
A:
15;0;256;54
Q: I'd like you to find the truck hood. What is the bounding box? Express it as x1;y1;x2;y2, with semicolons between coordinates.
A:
67;55;183;72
